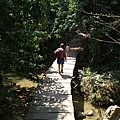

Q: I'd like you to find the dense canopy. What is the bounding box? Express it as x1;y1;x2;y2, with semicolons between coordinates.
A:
0;0;120;119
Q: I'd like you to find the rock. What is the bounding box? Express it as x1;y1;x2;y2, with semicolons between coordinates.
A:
87;109;94;116
103;105;120;120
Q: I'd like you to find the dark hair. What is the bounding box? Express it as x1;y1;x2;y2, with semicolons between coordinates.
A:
60;43;64;48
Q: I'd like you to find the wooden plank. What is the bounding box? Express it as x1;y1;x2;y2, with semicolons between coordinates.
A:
25;50;77;120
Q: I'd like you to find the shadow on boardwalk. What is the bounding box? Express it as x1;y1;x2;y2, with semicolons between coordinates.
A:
25;50;77;120
26;79;74;119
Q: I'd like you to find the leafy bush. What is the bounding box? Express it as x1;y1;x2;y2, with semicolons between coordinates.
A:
0;85;22;120
80;68;120;107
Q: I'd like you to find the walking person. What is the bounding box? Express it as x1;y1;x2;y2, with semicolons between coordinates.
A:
54;43;66;74
66;44;70;57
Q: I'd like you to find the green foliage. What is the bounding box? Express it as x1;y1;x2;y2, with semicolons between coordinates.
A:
0;84;22;120
80;68;120;107
0;0;120;119
1;0;119;76
0;0;52;75
50;1;77;41
75;0;120;71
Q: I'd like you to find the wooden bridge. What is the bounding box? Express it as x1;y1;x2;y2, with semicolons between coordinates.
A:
25;49;77;120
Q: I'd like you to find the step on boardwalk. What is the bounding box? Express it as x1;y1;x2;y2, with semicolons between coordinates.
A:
26;50;77;120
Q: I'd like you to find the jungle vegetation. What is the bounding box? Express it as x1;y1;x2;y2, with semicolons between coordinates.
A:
0;0;120;119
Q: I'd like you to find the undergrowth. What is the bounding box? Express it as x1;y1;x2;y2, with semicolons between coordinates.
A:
0;78;36;120
80;68;120;107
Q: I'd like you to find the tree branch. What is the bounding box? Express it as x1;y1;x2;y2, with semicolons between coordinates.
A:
92;38;120;44
107;34;120;44
79;9;120;18
94;20;120;34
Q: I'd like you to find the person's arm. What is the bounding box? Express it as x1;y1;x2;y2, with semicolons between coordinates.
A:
54;48;59;53
64;50;67;59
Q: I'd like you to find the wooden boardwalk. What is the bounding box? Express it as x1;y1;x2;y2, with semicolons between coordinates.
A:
25;49;77;120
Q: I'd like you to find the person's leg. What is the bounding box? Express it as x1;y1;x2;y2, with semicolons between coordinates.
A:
58;64;61;74
60;58;65;73
57;58;61;74
61;64;63;73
